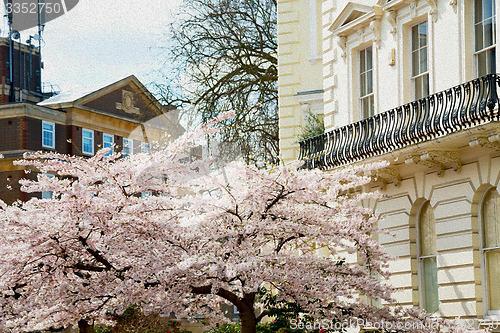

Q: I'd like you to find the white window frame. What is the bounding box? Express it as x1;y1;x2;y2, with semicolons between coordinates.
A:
480;187;500;318
82;129;94;156
123;138;133;157
103;133;114;156
359;45;374;119
411;21;429;100
474;0;496;77
416;201;440;314
42;121;55;149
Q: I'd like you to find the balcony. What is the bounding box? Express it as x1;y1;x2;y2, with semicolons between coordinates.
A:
299;74;500;170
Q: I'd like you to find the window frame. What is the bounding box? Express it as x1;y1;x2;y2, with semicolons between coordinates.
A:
41;121;55;149
411;20;429;100
122;138;134;157
102;133;114;156
474;0;497;77
480;187;500;317
82;128;95;156
359;45;374;119
141;142;151;153
416;201;440;313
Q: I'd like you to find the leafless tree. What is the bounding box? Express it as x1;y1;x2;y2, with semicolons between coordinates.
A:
161;0;278;164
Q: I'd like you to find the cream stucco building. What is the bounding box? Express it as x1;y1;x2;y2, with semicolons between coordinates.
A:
278;0;500;329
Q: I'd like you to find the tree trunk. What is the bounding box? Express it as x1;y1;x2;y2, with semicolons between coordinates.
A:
239;308;257;333
78;320;93;333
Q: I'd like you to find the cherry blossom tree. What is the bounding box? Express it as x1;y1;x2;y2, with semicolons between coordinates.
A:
0;125;473;333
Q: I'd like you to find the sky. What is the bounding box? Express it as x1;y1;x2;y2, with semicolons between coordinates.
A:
1;0;183;94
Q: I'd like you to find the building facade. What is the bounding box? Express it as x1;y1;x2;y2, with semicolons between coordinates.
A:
0;75;183;204
0;37;48;104
278;0;500;328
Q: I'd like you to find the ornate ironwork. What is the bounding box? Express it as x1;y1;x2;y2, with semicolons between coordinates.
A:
299;74;500;170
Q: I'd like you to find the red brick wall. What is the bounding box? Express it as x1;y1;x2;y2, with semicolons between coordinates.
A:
0;117;21;151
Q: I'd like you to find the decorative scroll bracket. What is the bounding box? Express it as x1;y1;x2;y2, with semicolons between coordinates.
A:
449;0;457;13
374;166;401;189
421;150;461;172
427;0;438;22
370;5;384;48
405;154;445;176
469;135;500;151
337;35;347;59
370;19;382;48
386;10;397;40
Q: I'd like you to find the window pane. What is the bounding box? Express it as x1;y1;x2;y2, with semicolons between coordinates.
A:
487;250;500;310
483;0;494;20
82;130;93;154
369;95;374;117
419;22;427;48
412;25;419;51
366;70;373;94
43;133;52;146
422;257;439;312
478;51;488;76
483;18;495;48
123;139;133;156
366;47;373;70
362;97;368;118
415;76;422;99
420;202;436;256
412;51;419;76
103;135;113;147
476;0;484;23
360;49;365;72
141;142;151;153
360;73;366;96
476;22;484;51
483;189;500;310
483;189;500;248
83;140;91;153
488;48;496;74
420;48;428;73
423;74;429;97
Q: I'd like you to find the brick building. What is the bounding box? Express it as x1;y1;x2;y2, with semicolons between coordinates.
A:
0;74;184;204
0;37;46;104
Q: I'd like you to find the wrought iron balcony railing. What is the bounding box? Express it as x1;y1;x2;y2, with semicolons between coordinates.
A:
299;74;500;170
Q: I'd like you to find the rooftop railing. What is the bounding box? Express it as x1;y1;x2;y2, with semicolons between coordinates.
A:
299;74;500;170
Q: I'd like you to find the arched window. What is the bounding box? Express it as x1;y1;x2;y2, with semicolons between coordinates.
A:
482;188;500;313
418;201;439;313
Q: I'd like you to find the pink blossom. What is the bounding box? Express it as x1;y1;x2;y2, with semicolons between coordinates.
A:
0;130;473;333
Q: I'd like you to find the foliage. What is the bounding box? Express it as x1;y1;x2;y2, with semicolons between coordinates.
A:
297;112;324;142
94;305;189;333
163;0;278;164
0;118;471;333
205;323;241;333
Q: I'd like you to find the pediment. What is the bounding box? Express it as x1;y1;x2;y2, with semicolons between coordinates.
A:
41;76;166;122
329;2;373;33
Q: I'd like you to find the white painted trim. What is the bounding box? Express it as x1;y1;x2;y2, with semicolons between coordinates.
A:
309;0;320;63
103;133;114;156
41;120;55;149
82;128;95;156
